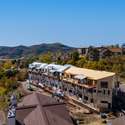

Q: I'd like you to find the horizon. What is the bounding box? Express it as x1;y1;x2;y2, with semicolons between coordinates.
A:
0;0;125;47
0;42;123;48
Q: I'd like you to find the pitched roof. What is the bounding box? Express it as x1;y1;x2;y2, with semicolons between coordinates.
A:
16;92;73;125
108;48;122;53
65;66;115;80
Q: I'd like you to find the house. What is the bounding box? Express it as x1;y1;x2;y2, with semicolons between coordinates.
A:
108;47;123;56
8;92;74;125
28;62;118;112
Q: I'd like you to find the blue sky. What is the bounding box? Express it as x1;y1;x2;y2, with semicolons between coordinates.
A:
0;0;125;47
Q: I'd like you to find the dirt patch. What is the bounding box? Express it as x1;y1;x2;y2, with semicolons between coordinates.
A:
71;112;106;125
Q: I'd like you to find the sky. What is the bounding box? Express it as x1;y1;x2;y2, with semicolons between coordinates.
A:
0;0;125;47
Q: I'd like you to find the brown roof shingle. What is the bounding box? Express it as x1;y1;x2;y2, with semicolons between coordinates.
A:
16;92;73;125
108;48;122;53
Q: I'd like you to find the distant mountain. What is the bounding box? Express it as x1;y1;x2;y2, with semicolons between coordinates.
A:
0;43;75;58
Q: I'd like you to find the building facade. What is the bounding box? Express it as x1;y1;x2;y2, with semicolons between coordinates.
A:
28;62;118;112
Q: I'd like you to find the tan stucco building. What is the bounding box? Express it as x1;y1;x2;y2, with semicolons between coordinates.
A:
62;66;117;111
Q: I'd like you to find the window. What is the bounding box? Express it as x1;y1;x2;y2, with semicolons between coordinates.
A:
100;81;108;88
93;89;96;93
71;75;74;78
91;98;93;103
84;96;88;101
108;90;110;95
103;90;105;95
101;101;108;103
78;94;82;98
64;88;67;91
78;86;82;90
98;90;102;93
108;103;111;109
88;88;93;93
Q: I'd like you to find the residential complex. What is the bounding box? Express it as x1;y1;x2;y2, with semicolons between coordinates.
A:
28;62;118;112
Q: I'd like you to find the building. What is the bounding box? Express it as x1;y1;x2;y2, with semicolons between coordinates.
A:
8;92;74;125
28;62;118;112
63;66;117;112
121;44;125;55
28;62;71;88
108;47;123;56
112;83;125;112
77;46;125;60
77;47;108;60
77;47;89;57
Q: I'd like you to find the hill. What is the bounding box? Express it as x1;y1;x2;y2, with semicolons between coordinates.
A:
0;43;74;58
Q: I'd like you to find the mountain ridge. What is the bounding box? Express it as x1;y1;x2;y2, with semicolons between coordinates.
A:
0;43;75;58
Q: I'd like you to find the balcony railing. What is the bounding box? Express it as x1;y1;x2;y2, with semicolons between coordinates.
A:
63;78;96;89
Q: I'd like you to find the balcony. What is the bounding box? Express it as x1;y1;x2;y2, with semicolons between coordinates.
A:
63;78;96;89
